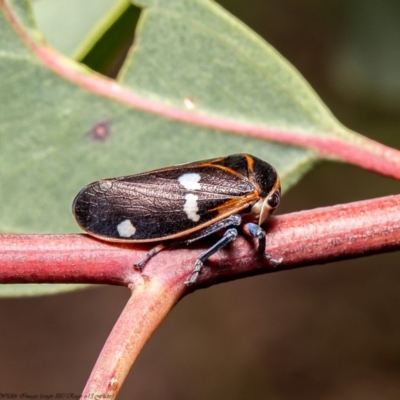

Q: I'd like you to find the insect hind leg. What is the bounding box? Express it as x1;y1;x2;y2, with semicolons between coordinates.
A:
134;243;167;271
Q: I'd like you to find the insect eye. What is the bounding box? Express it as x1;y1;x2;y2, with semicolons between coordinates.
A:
267;190;280;209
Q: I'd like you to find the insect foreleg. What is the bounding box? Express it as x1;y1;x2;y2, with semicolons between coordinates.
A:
242;222;282;266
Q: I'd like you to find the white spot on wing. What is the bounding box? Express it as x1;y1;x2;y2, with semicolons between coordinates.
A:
178;173;201;190
117;219;136;238
183;193;200;222
99;181;112;191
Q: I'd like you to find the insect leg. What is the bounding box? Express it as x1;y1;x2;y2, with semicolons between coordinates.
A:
182;214;242;245
242;222;282;266
185;227;238;286
134;215;242;277
134;243;167;271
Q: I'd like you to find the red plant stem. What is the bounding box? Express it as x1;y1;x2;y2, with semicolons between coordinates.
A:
0;195;400;287
2;0;400;180
0;235;133;285
194;193;400;287
82;277;184;398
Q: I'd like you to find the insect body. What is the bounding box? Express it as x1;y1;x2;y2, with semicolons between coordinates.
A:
72;154;281;285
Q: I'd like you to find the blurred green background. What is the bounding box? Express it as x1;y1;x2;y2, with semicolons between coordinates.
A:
1;0;400;399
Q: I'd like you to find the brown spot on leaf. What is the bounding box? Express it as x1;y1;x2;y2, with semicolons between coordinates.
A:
87;121;111;142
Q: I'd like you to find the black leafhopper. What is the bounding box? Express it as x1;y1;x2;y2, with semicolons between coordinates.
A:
72;154;282;285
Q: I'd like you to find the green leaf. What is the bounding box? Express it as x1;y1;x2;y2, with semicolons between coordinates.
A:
0;0;320;236
77;2;140;76
33;0;124;58
0;0;359;295
124;0;338;133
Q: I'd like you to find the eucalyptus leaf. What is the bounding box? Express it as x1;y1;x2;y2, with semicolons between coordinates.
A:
1;0;349;296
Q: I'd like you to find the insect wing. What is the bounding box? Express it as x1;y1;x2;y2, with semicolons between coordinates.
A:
73;161;259;242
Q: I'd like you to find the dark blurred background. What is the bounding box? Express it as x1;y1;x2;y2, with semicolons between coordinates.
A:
1;0;400;399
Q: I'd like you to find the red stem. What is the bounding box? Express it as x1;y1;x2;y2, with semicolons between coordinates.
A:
82;277;183;398
1;194;399;287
